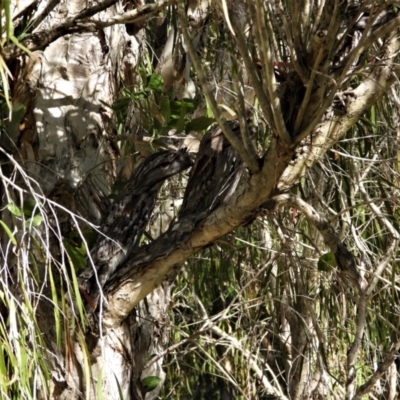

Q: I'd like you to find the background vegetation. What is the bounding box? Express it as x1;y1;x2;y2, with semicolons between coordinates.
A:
0;1;400;399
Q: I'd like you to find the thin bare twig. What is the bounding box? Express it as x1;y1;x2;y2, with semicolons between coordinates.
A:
274;0;308;84
194;295;288;400
265;194;367;291
230;16;274;126
177;1;260;172
234;66;259;163
253;0;292;145
353;160;400;240
293;0;340;134
346;291;368;399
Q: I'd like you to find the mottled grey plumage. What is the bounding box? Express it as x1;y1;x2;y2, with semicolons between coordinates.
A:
78;149;192;307
179;121;243;220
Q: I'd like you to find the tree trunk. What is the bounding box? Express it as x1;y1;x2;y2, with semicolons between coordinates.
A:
7;1;171;399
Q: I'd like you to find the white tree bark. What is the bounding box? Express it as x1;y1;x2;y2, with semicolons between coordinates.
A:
8;1;171;399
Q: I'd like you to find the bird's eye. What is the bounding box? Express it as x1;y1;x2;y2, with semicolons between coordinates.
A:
159;162;170;169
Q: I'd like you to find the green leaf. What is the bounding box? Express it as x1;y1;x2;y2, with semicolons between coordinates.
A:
0;219;17;245
185;117;216;133
153;117;163;132
7;202;22;217
29;236;44;265
182;98;196;113
40;267;57;336
22;199;39;217
142;376;161;392
64;240;87;272
170;99;195;118
112;97;131;111
317;252;337;272
99;99;112;109
10;103;25;124
131;91;147;100
96;368;103;400
147;74;163;91
68;229;95;249
370;105;376;126
176;103;186;134
114;373;124;400
25;214;42;227
160;98;171;124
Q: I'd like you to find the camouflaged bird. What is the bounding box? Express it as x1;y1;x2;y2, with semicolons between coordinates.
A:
78;149;192;308
179;120;244;220
103;122;245;295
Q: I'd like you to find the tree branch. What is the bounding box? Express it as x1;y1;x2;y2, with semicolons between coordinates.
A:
352;340;400;400
230;16;275;127
234;72;259;163
29;0;59;31
346;291;368;399
274;0;309;84
76;0;175;28
346;13;400;69
278;42;400;191
262;194;367;291
177;1;260;173
252;0;292;145
293;15;400;146
102;141;293;327
4;0;172;59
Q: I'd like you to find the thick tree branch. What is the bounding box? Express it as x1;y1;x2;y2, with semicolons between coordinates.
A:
12;0;39;22
4;0;172;59
78;149;192;309
103;53;400;327
103;41;400;323
29;0;59;31
76;0;175;29
103;139;292;327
